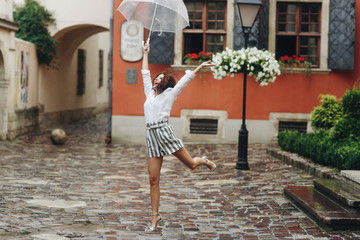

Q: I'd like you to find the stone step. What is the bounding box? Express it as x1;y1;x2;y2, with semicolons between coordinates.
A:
284;185;360;231
314;179;360;208
341;170;360;186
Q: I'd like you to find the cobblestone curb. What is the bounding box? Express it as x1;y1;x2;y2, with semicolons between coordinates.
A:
267;148;341;180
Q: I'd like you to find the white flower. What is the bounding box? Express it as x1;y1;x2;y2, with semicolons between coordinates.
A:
211;47;281;86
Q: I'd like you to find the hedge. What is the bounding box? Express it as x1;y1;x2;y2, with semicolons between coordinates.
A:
278;130;360;170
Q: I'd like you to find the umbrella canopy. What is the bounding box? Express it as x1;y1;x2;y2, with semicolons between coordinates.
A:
118;0;189;43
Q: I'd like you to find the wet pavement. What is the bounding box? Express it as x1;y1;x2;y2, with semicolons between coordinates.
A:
0;114;359;240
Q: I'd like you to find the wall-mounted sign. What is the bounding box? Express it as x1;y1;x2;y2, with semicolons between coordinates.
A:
121;20;144;62
126;68;137;84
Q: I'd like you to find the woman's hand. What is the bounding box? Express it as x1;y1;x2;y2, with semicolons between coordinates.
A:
193;60;216;75
200;60;216;68
143;43;150;55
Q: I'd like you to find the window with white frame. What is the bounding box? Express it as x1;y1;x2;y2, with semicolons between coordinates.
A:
183;0;227;62
268;0;333;70
276;2;321;67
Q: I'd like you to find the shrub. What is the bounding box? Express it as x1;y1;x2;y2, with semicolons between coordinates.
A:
279;85;360;170
343;148;360;170
278;130;299;152
332;117;360;140
310;94;342;130
332;139;360;170
341;86;360;118
314;131;335;165
293;133;316;158
13;0;56;66
277;130;360;170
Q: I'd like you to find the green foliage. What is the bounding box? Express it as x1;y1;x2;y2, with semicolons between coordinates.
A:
316;131;336;165
341;86;360;118
310;94;342;130
294;132;326;162
332;117;360;140
279;85;360;170
331;86;360;140
278;130;360;170
13;0;56;66
332;138;360;170
277;130;299;152
292;133;315;158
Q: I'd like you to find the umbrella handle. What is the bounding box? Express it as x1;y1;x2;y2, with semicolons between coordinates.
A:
142;38;150;49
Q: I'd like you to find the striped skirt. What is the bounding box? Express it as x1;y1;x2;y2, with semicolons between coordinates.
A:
146;121;184;158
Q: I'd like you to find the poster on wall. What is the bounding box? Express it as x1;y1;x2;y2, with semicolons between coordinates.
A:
20;51;29;104
121;20;144;62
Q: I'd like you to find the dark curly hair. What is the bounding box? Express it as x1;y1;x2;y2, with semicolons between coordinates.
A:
152;69;179;93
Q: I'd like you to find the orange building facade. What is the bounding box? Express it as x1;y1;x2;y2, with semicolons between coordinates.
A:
111;0;358;144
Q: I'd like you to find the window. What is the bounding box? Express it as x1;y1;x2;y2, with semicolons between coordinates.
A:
190;118;218;135
181;109;227;142
276;2;321;67
98;50;104;88
278;121;307;134
183;0;226;61
77;49;86;96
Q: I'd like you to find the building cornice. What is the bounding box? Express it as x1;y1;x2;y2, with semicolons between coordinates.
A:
0;18;19;32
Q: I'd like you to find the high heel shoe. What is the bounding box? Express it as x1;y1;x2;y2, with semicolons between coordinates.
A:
145;213;163;233
202;156;216;171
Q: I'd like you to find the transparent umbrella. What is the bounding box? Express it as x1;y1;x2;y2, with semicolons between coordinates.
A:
117;0;189;45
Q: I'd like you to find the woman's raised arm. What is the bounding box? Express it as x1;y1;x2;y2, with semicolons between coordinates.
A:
141;44;153;97
142;44;150;70
170;60;216;98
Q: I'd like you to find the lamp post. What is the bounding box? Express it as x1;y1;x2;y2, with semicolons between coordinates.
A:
235;0;262;170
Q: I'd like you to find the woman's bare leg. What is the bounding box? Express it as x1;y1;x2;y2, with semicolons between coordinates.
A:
172;147;215;170
148;157;163;228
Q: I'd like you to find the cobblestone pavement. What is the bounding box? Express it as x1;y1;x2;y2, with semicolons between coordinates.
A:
0;114;359;240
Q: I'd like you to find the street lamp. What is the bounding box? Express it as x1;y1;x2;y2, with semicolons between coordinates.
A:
235;0;262;170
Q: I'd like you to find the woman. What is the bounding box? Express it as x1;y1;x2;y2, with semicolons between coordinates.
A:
142;44;217;232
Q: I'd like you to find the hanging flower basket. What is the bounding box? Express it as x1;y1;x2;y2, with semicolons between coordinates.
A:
211;47;281;86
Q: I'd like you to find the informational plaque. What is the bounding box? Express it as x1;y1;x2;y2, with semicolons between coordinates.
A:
121;20;144;62
126;68;137;84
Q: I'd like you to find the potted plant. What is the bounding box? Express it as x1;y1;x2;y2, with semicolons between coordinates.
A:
184;51;212;65
279;55;312;75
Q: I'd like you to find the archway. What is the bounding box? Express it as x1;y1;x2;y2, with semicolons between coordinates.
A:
54;24;109;57
39;24;109;127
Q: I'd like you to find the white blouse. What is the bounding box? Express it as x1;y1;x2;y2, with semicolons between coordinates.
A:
142;69;195;124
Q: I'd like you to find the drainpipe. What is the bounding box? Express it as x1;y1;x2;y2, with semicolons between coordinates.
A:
106;0;114;144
